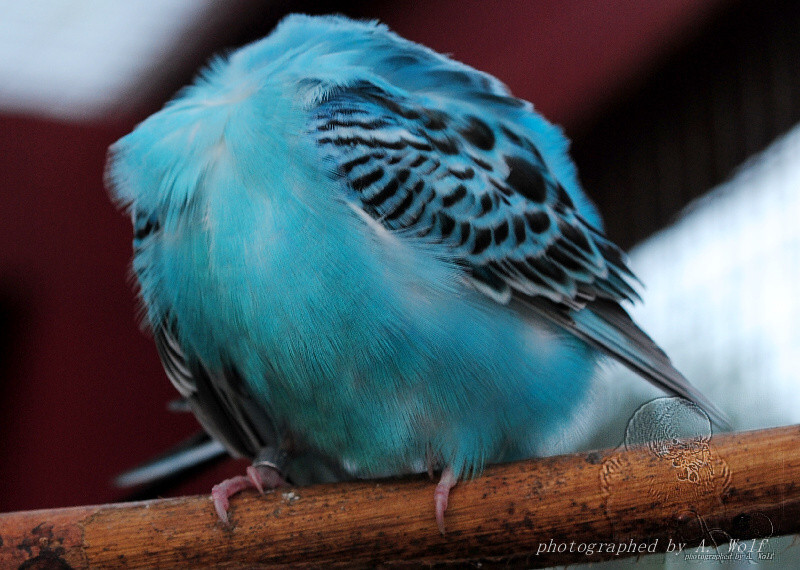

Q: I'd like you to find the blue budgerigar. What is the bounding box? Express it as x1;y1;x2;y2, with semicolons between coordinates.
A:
108;14;727;532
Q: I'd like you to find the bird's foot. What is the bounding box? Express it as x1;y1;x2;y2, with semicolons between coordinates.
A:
434;466;457;535
246;463;287;494
211;463;288;524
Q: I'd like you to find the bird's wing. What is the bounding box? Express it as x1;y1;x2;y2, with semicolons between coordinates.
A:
153;321;287;461
125;211;290;462
308;79;729;429
310;80;637;309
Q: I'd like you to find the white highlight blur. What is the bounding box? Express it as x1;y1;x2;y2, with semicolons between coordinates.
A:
0;0;214;121
580;121;800;451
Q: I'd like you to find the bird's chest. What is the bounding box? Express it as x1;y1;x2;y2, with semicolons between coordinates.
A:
162;193;396;396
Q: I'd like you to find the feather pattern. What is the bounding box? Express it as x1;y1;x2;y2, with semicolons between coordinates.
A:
107;14;728;496
306;56;727;428
310;81;639;309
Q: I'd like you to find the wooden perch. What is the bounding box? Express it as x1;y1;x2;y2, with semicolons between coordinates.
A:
2;424;799;568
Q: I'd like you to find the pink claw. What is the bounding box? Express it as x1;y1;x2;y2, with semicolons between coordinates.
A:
211;475;253;524
434;467;457;535
211;463;289;524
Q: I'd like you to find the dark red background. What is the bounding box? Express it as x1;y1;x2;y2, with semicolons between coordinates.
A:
0;0;730;512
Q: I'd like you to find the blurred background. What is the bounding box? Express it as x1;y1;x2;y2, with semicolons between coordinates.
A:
1;0;799;537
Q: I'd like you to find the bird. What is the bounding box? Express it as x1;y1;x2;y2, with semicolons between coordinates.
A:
107;14;727;533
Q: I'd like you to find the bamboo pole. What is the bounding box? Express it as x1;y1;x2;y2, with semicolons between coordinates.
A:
1;425;799;568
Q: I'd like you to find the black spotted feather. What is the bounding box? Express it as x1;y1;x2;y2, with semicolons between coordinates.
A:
310;80;729;428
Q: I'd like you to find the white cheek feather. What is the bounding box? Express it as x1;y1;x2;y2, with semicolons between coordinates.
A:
468;276;512;305
348;201;401;247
